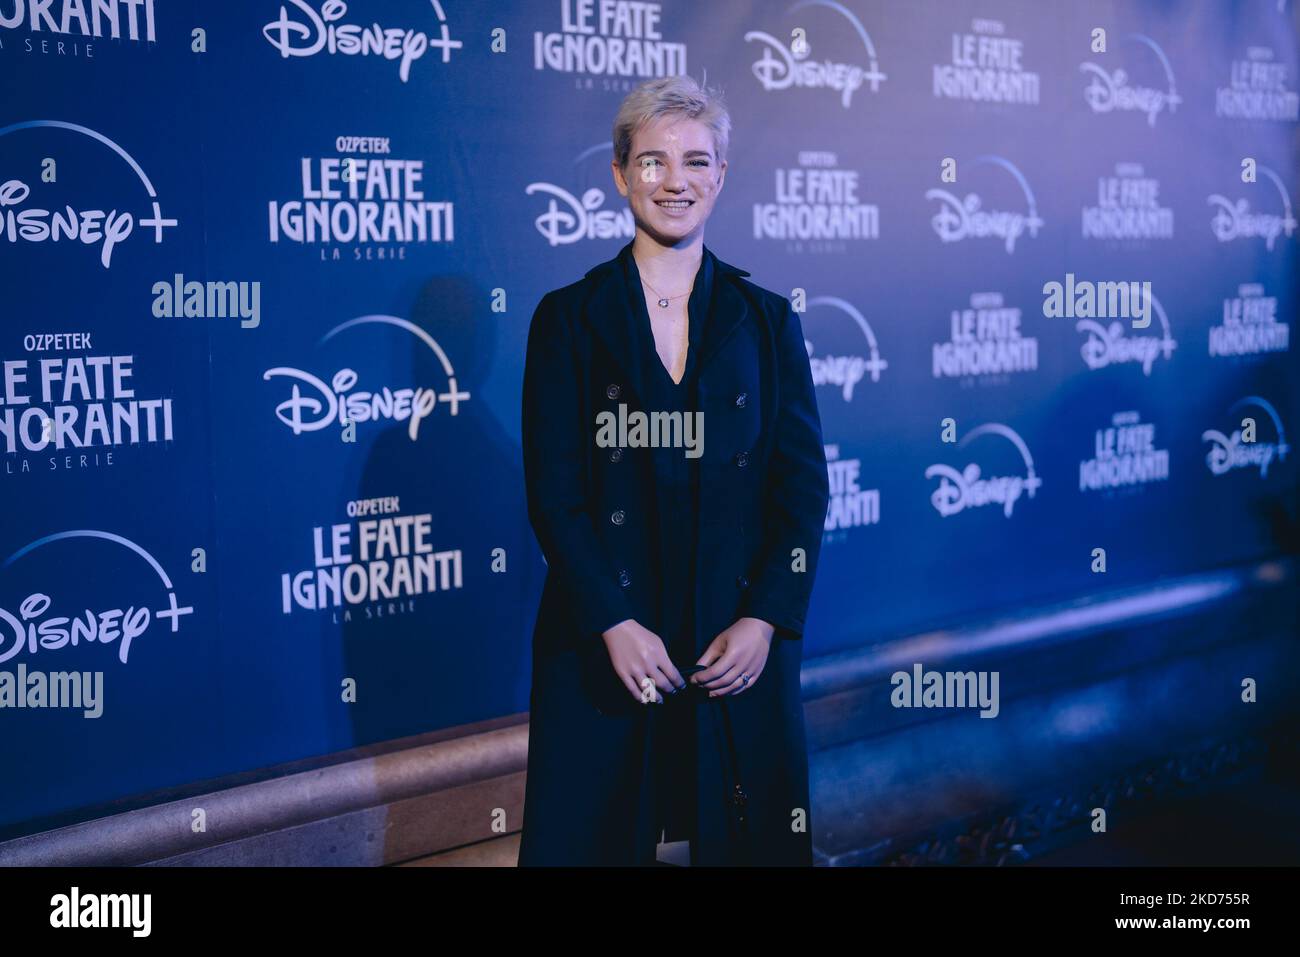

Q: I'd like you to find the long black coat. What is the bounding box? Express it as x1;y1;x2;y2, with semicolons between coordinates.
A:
518;240;830;866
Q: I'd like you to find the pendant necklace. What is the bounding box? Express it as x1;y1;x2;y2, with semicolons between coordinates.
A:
635;261;692;382
638;270;691;309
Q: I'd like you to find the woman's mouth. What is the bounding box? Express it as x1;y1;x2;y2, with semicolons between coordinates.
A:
655;199;694;214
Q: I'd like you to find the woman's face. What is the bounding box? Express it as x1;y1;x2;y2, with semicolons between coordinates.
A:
612;115;726;245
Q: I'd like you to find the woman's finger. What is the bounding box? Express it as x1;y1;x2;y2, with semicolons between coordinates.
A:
653;646;687;689
619;671;651;703
712;664;759;696
694;655;740;690
693;641;725;673
714;652;766;695
637;674;664;703
654;663;686;694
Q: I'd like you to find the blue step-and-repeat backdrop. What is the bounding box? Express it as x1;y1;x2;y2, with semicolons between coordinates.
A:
1;1;1296;838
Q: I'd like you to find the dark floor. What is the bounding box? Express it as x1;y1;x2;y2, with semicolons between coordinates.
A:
1031;763;1300;866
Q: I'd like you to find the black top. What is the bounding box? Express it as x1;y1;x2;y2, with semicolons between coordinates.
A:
619;242;716;847
619;242;713;655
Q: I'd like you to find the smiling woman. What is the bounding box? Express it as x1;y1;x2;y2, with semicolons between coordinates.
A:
518;75;831;866
609;84;729;251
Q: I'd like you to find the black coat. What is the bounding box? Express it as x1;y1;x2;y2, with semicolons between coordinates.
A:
518;240;830;866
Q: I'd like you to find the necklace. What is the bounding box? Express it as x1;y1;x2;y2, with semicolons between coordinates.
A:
637;268;692;308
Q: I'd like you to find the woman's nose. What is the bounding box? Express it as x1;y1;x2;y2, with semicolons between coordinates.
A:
661;165;687;190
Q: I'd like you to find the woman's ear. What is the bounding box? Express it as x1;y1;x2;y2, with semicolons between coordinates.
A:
611;158;630;198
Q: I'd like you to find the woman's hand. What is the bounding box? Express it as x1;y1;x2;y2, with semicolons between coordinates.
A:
691;617;776;696
601;619;687;704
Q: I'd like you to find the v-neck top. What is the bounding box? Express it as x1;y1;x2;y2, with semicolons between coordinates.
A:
616;240;712;657
618;242;717;847
621;244;713;390
618;242;714;658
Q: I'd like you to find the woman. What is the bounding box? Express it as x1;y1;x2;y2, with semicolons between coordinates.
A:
518;75;830;866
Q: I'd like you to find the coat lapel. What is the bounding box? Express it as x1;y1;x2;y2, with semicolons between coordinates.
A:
696;248;753;371
579;241;753;402
580;241;647;406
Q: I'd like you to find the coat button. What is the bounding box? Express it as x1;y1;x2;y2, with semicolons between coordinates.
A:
611;509;625;525
734;450;749;468
609;447;623;463
735;392;747;408
736;575;749;589
618;569;631;587
606;383;621;400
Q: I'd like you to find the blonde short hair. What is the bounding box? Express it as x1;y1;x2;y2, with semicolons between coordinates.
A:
612;74;730;172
